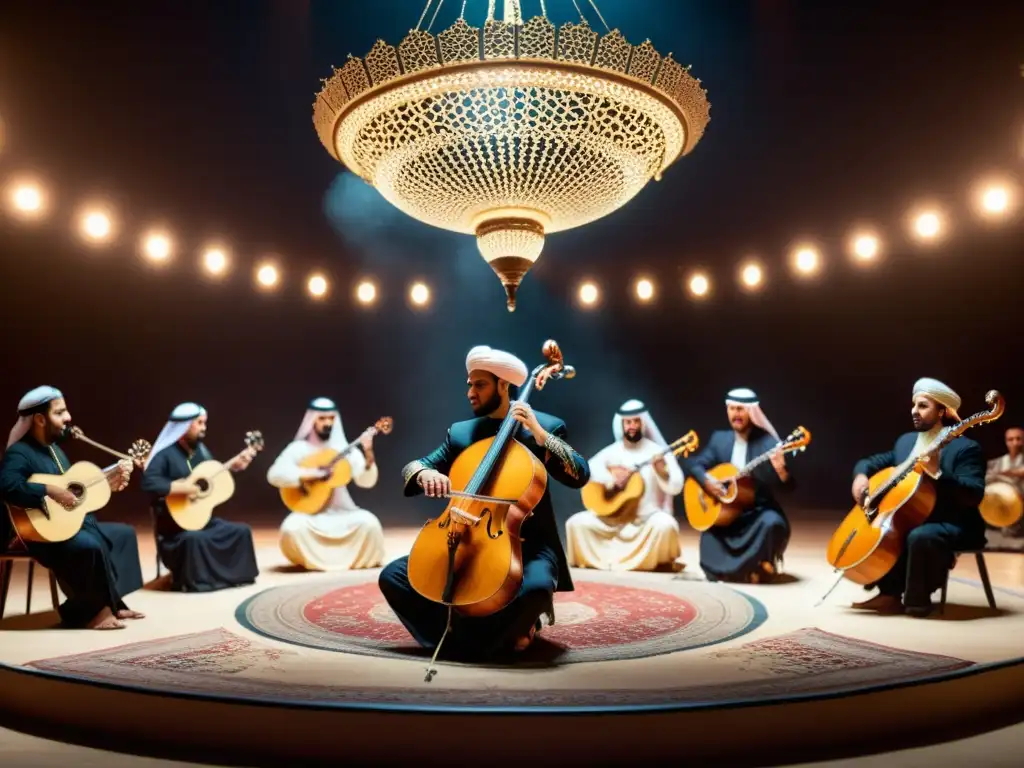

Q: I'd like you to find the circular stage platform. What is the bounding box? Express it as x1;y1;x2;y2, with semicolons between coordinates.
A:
2;530;1023;765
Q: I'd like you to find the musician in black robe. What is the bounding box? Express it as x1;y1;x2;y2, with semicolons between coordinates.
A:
680;388;796;583
0;386;143;629
378;345;590;661
850;378;986;617
140;402;259;592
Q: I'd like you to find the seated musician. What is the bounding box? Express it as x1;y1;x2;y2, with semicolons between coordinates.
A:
564;400;685;571
681;388;793;583
266;397;384;571
0;386;143;629
985;427;1024;538
140;402;259;592
378;345;590;659
850;378;986;617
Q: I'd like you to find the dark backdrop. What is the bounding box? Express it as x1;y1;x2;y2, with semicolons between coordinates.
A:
1;0;1022;530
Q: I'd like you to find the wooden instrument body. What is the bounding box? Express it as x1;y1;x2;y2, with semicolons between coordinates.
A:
825;466;937;585
683;463;755;531
407;436;547;617
6;462;112;544
580;472;644;519
980;479;1024;528
279;447;352;514
165;460;236;532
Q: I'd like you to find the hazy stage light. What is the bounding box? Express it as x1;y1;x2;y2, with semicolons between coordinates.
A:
791;246;820;276
7;180;46;219
911;210;943;241
974;181;1015;219
307;273;328;298
688;272;710;298
202;247;228;276
79;208;113;243
256;262;279;289
850;232;880;262
634;277;654;302
409;281;430;307
577;281;599;306
739;260;764;290
356;280;377;305
142;231;172;262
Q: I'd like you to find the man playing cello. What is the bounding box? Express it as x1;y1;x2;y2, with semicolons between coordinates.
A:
850;378;986;617
378;345;590;660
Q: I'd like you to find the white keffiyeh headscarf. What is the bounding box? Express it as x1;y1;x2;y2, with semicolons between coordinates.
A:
725;388;780;440
145;402;206;468
6;385;63;449
293;396;348;451
613;399;668;447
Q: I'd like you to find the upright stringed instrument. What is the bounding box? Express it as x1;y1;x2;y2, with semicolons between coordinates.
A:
407;340;576;678
683;427;811;531
165;431;264;531
280;417;393;514
6;427;151;544
580;431;699;519
825;391;1004;588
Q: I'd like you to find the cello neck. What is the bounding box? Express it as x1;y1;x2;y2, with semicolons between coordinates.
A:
462;364;542;497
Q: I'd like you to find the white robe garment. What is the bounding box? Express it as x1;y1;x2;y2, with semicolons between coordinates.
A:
266;440;384;571
565;437;684;571
987;453;1024;492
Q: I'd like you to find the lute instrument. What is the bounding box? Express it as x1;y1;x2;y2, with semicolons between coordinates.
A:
823;390;1005;592
580;430;699;519
406;340;576;681
980;477;1023;529
683;427;811;531
6;427;151;544
165;431;264;531
280;417;393;514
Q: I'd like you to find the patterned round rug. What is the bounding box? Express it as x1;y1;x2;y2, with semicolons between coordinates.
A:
236;570;766;665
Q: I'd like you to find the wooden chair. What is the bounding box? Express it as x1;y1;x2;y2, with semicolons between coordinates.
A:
939;549;1011;613
0;550;60;619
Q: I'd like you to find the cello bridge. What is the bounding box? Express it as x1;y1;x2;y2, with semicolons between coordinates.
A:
450;506;481;525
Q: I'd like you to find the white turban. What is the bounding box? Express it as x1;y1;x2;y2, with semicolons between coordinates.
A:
913;378;961;421
145;402;206;468
613;399;667;447
294;396;348;451
465;345;528;387
6;385;63;449
726;388;779;440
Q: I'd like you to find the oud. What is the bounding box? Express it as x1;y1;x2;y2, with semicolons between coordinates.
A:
825;391;1004;588
683;427;811;531
580;430;699;519
280;417;393;514
165;431;264;531
6;427;151;544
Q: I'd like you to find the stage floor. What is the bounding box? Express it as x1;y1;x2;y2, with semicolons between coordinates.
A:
2;519;1023;765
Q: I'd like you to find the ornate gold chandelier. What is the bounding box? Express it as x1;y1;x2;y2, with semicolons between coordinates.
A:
312;0;710;310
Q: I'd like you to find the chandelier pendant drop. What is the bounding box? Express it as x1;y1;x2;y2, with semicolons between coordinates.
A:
312;0;711;310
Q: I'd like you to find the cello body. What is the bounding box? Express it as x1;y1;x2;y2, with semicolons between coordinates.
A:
825;466;937;585
408;436;548;617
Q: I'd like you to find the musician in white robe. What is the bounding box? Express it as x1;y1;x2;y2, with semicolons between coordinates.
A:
985;426;1024;537
565;400;684;571
266;397;384;570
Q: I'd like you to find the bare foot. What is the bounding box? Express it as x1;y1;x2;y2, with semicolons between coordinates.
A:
761;560;775;575
671;559;686;573
117;609;146;620
86;607;125;630
851;594;903;613
514;624;538;652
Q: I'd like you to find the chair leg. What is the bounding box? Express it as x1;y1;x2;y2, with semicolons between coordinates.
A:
975;553;998;610
0;561;12;619
49;570;60;610
939;577;948;615
25;560;34;614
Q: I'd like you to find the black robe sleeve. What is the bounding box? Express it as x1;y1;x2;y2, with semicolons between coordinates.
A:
401;430;457;496
936;441;986;507
537;420;590;489
854;448;897;480
0;445;49;509
141;450;176;498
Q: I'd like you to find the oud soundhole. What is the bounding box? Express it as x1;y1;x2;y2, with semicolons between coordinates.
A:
68;483;85;498
195;479;210;493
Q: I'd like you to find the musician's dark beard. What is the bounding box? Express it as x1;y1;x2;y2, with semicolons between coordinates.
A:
314;426;332;441
53;425;71;444
473;391;503;417
625;430;643;443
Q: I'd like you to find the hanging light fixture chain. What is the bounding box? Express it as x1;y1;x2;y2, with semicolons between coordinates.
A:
427;0;445;31
586;0;611;32
414;0;434;30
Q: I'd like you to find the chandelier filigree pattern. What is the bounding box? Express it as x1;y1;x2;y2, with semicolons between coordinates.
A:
313;13;710;310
